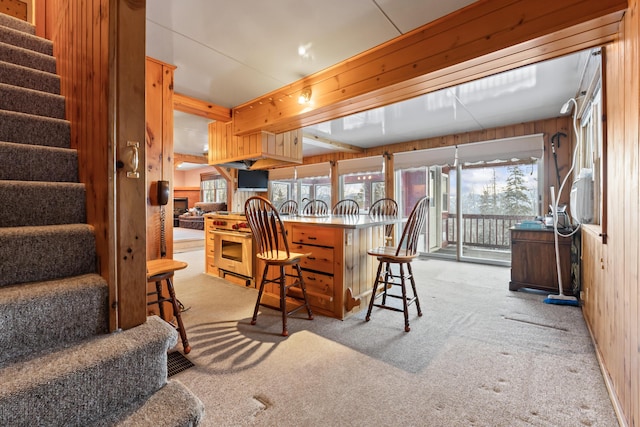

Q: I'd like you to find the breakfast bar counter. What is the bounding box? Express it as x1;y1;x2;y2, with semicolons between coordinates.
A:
259;214;397;320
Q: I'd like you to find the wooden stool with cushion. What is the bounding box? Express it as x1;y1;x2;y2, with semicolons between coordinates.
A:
146;258;191;353
245;196;314;337
366;196;429;332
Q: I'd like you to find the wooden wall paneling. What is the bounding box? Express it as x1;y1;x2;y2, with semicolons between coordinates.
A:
623;0;639;421
162;62;174;259
145;58;163;260
43;0;120;329
145;57;176;260
580;3;640;424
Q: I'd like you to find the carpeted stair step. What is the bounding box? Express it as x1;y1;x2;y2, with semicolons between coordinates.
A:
0;13;35;36
0;273;108;367
0;24;53;56
0;110;70;148
0;141;77;182
0;83;64;118
0;60;60;94
0;40;55;73
0;181;85;227
0;224;96;287
93;380;205;426
0;316;178;427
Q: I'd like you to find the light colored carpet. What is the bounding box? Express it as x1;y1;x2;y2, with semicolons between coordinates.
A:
172;249;618;427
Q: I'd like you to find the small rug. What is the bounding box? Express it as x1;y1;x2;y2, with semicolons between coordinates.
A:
167;351;194;377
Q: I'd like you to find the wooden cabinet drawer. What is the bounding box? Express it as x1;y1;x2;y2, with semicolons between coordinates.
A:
301;270;334;296
287;281;334;313
291;225;335;247
206;255;216;274
292;243;334;274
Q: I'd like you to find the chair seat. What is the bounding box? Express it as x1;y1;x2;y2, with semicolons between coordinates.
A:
367;246;418;263
257;250;311;265
146;259;188;278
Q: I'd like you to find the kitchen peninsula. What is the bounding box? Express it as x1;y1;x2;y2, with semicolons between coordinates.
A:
260;214;397;320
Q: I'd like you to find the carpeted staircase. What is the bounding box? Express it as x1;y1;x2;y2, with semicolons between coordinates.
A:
0;13;204;426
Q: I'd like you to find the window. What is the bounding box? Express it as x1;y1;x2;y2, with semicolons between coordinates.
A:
576;86;603;225
342;173;385;211
201;173;227;203
270;182;291;208
338;156;385;211
269;163;332;208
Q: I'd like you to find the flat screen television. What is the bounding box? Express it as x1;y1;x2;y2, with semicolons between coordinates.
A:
237;169;269;192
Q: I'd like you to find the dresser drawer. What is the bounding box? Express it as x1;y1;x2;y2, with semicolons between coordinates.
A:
292;244;333;274
291;225;335;247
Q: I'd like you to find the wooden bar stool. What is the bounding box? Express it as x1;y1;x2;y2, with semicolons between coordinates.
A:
366;196;429;332
146;259;191;354
245;196;314;336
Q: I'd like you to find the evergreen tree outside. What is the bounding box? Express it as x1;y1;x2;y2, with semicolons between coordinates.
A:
479;170;500;214
502;165;534;215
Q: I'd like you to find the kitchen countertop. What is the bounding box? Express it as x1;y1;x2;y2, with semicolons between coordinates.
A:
281;214;399;229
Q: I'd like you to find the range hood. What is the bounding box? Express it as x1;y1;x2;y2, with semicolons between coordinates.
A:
208;123;303;171
216;159;255;170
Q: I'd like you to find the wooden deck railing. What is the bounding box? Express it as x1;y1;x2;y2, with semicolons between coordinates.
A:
444;213;532;249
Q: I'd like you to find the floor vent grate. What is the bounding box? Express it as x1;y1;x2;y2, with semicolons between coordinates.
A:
167;351;194;377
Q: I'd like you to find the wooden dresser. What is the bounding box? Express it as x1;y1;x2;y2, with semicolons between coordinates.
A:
509;228;574;295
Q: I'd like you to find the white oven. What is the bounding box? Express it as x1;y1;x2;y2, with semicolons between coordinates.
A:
212;229;254;279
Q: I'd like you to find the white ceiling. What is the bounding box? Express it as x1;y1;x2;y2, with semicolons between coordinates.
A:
146;1;590;168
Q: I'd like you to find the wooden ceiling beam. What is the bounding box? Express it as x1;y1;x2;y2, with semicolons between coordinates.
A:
232;0;626;136
174;152;208;165
173;92;231;122
302;133;364;153
283;13;621;131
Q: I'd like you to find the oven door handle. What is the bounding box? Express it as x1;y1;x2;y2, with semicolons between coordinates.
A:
211;230;253;239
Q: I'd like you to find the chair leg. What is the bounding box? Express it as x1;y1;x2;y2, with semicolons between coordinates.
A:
295;264;314;321
381;262;392;306
399;264;411;332
154;280;165;320
366;261;384;321
252;265;269;326
279;265;288;337
407;263;422;317
165;276;191;354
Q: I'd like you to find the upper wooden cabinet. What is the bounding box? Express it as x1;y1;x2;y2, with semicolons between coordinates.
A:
208;121;302;169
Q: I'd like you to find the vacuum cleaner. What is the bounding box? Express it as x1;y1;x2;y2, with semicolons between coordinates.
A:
544;100;580;307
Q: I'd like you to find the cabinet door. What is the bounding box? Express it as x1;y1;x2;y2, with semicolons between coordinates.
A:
205;218;216;274
510;230;572;294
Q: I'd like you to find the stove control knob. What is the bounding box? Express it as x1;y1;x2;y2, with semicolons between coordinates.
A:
232;223;239;230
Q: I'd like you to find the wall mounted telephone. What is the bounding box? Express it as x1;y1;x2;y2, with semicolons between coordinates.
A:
157;180;170;206
156;180;170;258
